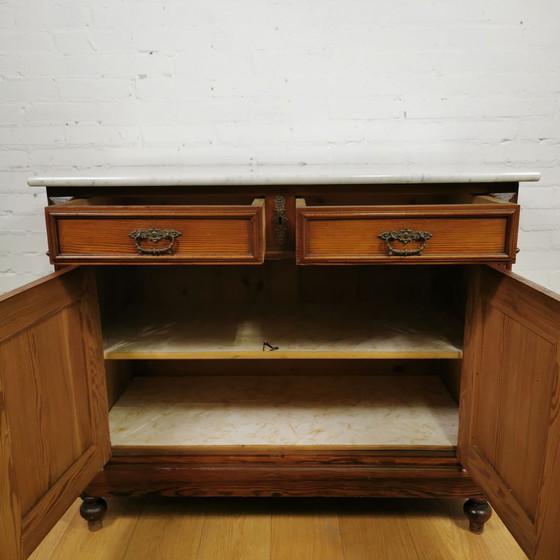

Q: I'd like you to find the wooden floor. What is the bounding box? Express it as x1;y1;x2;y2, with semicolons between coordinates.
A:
30;497;527;560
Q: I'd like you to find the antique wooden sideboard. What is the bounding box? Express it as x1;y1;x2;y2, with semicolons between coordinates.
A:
1;167;559;560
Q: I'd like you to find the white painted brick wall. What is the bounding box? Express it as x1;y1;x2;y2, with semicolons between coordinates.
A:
2;0;560;294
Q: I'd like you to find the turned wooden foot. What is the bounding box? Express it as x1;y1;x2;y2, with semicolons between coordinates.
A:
463;498;492;534
79;494;107;531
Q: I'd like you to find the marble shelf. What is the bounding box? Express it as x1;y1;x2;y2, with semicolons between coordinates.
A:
103;303;463;360
28;165;540;188
109;375;458;449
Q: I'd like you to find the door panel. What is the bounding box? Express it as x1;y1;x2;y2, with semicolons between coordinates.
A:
0;267;110;559
459;266;560;560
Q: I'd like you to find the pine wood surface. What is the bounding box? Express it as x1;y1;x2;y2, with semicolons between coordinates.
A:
0;267;110;559
29;497;526;560
45;199;265;265
459;266;560;560
296;199;519;265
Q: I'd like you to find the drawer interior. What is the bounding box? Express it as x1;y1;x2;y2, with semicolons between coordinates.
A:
298;193;516;207
50;194;260;206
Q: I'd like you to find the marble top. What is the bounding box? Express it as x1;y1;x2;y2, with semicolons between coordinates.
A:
27;165;540;187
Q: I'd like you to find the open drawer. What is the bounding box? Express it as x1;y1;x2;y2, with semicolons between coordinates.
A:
45;198;265;264
296;195;519;265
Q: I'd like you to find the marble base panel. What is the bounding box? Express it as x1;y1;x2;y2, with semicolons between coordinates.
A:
109;375;458;448
103;303;463;359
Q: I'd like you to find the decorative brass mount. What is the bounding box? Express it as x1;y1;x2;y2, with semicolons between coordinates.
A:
129;226;182;255
271;195;288;246
378;228;432;256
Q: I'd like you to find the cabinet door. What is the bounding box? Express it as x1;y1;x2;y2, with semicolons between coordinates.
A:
0;267;110;559
459;265;560;560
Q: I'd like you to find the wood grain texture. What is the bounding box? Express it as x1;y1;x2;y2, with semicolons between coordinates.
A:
271;500;343;560
0;268;110;559
0;374;22;559
21;179;552;558
96;258;463;309
30;497;527;560
30;498;143;560
25;498;75;560
296;200;519;265
84;452;481;500
403;499;495;559
460;266;560;560
45;200;265;264
121;499;206;560
340;499;417;560
197;499;272;560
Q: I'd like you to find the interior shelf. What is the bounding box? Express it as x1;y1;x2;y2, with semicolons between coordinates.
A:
103;303;463;360
109;375;458;449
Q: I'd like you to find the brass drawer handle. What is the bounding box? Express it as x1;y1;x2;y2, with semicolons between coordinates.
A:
129;226;182;255
378;228;432;256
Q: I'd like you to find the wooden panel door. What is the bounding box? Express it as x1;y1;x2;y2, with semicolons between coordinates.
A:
0;267;110;559
459;266;560;560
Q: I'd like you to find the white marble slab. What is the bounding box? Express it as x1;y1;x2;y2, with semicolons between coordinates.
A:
28;164;540;187
109;375;458;448
103;303;463;359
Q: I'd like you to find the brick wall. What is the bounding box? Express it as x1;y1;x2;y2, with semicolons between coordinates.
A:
1;1;560;294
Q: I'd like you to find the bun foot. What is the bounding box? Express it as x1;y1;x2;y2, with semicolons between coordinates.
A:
463;498;492;534
79;494;107;531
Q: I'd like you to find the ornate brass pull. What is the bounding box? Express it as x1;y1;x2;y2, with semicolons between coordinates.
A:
378;228;432;256
129;226;182;255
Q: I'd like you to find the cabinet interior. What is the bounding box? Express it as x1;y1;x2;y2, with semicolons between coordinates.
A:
96;263;468;454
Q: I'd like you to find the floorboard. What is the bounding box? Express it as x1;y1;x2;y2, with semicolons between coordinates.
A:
30;497;527;560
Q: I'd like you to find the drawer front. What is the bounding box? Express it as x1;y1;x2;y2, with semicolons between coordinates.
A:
296;203;519;264
46;203;265;264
